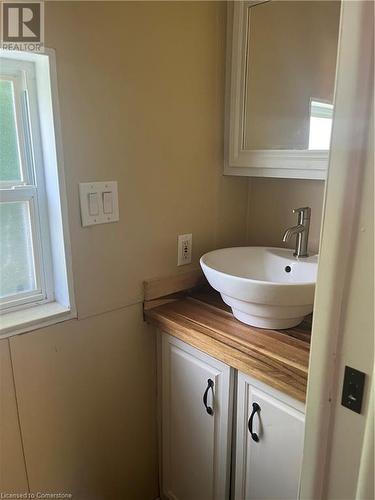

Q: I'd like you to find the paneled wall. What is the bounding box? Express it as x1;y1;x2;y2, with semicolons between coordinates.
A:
10;305;158;500
0;3;327;499
1;2;249;499
0;340;28;492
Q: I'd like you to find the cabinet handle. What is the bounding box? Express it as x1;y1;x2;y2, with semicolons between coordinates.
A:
248;402;261;442
203;379;214;415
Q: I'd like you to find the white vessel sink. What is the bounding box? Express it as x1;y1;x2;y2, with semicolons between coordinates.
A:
200;247;318;329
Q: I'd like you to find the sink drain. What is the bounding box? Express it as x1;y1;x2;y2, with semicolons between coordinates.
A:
285;266;292;273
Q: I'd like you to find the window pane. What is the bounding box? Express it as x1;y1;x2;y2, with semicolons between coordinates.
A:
308;100;334;150
0;79;22;182
308;117;333;150
0;201;37;299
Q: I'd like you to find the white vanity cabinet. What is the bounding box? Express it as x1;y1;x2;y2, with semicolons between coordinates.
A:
234;373;305;500
158;333;233;500
158;333;305;500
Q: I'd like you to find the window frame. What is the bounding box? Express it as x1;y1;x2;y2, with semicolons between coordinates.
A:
0;49;75;337
1;61;54;312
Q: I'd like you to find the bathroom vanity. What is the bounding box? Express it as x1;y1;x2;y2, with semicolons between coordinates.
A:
144;279;310;500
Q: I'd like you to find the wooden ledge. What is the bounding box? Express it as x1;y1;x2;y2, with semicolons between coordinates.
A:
143;268;206;310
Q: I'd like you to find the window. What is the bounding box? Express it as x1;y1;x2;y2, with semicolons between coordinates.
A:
308;99;334;150
0;50;75;335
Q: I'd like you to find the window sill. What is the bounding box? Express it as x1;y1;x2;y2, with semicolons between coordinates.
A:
0;302;76;338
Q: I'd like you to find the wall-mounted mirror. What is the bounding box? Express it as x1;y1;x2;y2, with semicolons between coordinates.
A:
225;1;341;179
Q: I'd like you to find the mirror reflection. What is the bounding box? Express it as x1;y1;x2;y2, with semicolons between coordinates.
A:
243;1;340;151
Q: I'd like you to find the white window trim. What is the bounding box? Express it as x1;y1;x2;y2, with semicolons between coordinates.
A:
1;60;53;312
0;48;76;337
310;98;334;120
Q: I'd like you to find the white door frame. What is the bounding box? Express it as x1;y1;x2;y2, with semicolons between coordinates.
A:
300;1;374;498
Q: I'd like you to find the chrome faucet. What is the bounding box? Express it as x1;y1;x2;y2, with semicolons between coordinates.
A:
282;207;311;258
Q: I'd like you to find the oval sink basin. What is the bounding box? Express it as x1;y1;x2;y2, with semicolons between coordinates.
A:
200;247;318;329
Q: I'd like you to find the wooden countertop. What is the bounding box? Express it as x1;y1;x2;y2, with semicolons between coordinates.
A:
145;290;311;402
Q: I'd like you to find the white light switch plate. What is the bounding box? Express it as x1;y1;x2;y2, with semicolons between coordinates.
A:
79;181;119;227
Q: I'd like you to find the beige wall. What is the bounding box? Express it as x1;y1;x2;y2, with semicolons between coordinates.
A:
1;2;249;498
0;341;28;493
49;0;248;320
0;2;327;498
246;178;325;254
10;305;159;500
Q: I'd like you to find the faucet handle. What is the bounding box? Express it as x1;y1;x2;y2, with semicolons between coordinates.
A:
293;207;311;220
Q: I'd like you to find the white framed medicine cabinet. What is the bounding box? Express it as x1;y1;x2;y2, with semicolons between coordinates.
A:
224;0;341;179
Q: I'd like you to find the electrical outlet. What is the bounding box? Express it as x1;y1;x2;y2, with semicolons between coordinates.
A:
177;233;192;266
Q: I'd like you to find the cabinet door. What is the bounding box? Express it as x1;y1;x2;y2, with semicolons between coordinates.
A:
234;373;305;500
159;333;233;500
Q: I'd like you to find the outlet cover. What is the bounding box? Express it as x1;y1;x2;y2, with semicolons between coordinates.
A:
177;233;192;266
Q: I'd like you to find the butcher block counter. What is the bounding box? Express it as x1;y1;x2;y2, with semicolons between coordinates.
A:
144;280;311;402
